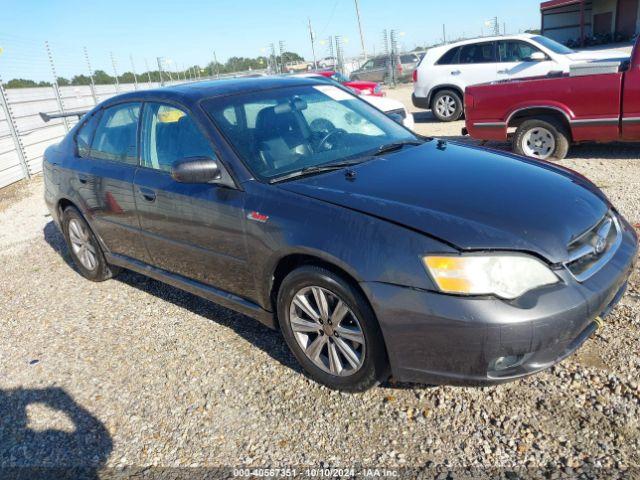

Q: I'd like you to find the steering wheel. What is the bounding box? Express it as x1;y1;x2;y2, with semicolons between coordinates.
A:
317;128;347;152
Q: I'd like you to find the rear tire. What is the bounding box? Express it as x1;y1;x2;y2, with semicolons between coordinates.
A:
61;206;120;282
277;266;389;392
513;117;570;161
431;89;463;122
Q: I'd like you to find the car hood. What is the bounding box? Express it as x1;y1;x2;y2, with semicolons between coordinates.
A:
565;50;630;62
278;141;609;263
361;95;404;113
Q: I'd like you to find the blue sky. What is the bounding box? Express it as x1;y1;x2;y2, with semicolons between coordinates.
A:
0;0;543;81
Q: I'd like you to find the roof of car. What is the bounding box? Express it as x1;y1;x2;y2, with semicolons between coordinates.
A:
100;75;326;106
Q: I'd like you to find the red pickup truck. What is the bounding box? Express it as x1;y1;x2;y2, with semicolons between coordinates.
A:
464;37;640;160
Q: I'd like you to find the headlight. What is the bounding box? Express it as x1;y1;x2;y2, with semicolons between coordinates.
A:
422;254;559;299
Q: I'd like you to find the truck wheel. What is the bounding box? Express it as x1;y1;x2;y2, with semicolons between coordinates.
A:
431;90;463;122
513;118;570;161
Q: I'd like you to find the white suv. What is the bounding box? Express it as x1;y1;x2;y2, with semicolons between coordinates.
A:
412;33;627;122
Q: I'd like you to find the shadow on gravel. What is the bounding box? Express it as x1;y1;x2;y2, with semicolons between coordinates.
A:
0;387;112;480
43;221;304;377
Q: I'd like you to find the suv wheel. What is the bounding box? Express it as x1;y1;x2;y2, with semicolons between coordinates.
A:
277;266;389;392
513;118;570;161
431;89;463;122
61;206;120;281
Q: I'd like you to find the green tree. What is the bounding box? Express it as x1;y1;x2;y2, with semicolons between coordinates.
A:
56;77;70;86
93;70;115;85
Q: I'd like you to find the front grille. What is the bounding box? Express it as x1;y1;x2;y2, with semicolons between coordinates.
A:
387;108;407;119
565;212;622;282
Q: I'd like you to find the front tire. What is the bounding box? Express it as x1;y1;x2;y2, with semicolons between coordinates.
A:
513;118;570;161
431;89;463;122
61;206;120;282
277;266;389;392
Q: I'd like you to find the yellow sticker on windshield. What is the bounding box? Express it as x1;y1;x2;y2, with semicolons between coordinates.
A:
313;85;353;102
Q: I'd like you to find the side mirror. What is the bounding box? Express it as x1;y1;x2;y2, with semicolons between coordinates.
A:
171;157;221;184
387;112;404;125
529;52;547;62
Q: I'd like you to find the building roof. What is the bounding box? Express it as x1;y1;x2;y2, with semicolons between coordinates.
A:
541;0;583;11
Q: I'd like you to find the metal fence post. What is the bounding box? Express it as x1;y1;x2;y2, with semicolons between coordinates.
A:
143;59;153;87
129;54;138;90
83;46;98;105
110;52;120;93
0;75;31;180
45;40;69;132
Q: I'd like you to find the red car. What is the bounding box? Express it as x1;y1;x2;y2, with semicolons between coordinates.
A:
315;70;384;97
464;36;640;160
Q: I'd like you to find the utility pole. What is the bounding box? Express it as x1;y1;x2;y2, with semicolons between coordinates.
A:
308;18;318;70
353;0;367;60
442;24;447;44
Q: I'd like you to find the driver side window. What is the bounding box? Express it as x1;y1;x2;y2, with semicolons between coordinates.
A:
140;103;216;172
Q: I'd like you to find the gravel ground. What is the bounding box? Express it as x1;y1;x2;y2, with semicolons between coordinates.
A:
0;85;639;478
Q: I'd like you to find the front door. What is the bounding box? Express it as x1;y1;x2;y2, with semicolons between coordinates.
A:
617;0;639;37
68;102;148;261
133;102;251;296
496;40;557;80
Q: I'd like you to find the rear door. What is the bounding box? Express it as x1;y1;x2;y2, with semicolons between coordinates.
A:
68;102;148;261
133;101;250;293
496;40;557;80
456;41;499;88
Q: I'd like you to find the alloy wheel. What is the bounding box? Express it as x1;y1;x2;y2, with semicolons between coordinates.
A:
68;218;98;271
435;95;457;118
522;127;555;159
288;286;366;377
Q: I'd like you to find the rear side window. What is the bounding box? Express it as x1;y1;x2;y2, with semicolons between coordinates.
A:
400;54;418;64
91;103;141;165
76;111;102;159
459;42;496;64
436;47;460;65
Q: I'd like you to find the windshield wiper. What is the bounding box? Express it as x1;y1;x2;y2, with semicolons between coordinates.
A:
269;159;365;184
374;140;424;156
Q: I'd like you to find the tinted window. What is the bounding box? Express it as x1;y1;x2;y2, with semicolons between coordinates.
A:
140;103;216;172
373;57;387;68
76;111;102;159
437;47;460;65
91;103;140;164
400;54;417;64
499;41;545;62
459;42;496;64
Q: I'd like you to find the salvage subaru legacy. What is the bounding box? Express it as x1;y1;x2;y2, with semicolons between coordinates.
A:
43;77;637;391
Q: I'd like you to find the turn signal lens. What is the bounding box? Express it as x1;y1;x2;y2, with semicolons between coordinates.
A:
423;254;559;300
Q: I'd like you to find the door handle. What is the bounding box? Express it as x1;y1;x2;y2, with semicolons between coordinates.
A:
138;187;156;202
451;70;461;75
77;174;89;184
497;69;509;74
